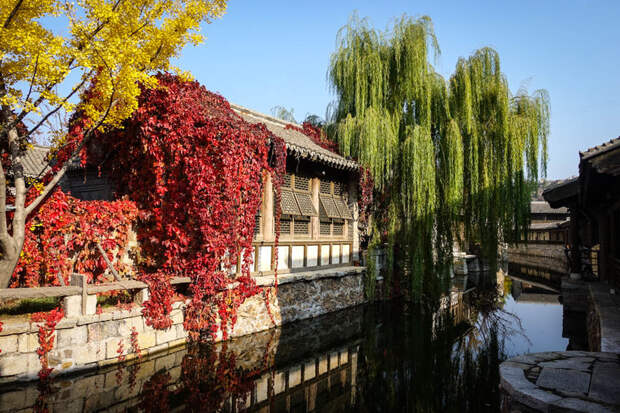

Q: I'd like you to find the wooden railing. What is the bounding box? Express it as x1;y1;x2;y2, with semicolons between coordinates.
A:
0;275;190;301
0;240;357;313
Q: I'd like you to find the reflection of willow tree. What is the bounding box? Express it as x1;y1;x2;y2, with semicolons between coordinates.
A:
352;300;507;412
463;281;530;353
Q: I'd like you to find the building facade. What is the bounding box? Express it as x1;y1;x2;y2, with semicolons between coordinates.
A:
544;136;620;287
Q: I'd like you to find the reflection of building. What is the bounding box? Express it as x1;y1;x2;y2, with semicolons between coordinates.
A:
544;137;620;287
0;307;364;412
509;277;560;304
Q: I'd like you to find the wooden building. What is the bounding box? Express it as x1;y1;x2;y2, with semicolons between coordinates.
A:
22;105;362;276
523;201;570;244
231;105;360;275
544;137;620;287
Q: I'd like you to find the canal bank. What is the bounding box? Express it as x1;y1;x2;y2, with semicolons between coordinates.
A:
499;277;620;412
0;270;575;412
0;267;365;382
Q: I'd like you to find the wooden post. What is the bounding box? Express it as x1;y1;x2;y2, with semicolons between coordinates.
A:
70;273;87;316
263;174;274;242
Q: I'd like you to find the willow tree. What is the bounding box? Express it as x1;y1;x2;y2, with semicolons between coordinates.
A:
328;14;549;298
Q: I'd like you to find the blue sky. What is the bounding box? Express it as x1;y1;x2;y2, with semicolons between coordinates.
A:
173;0;620;179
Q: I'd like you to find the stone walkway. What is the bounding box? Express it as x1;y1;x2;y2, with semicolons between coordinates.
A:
590;283;620;353
500;351;620;412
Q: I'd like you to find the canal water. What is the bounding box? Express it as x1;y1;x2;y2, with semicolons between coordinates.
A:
0;270;568;413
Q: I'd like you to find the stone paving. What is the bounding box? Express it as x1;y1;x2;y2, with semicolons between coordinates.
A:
589;283;620;353
500;351;620;412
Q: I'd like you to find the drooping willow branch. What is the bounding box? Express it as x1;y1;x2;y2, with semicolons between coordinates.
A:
328;14;549;297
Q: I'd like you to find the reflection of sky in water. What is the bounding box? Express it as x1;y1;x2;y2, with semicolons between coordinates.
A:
501;291;568;357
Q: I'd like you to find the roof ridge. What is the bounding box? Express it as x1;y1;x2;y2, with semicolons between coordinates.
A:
580;135;620;160
229;103;301;129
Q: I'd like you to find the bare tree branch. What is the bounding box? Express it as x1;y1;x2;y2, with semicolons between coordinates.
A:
24;93;118;216
26;70;94;137
0;157;8;237
23;53;40;105
3;0;24;29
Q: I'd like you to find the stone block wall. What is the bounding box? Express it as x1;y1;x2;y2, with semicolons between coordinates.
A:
0;328;360;413
0;268;365;382
507;244;567;274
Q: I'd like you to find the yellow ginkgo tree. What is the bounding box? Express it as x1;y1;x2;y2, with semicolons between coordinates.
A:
0;0;228;287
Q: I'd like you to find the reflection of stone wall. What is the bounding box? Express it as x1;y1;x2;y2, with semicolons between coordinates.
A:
0;327;281;412
0;303;363;412
0;269;365;382
507;244;567;273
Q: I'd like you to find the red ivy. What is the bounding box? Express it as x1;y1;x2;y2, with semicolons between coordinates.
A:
30;307;64;381
88;73;285;338
12;190;138;287
130;326;141;359
12;73;287;340
358;167;374;226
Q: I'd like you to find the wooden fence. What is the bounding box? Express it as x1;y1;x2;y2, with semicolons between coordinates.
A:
0;275;190;301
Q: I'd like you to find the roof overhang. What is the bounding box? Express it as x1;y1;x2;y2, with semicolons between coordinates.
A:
542;178;578;209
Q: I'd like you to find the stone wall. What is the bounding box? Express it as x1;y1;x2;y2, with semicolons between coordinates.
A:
0;267;365;382
507;244;567;274
0;301;365;412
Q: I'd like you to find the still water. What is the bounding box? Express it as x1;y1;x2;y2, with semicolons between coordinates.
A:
0;271;568;412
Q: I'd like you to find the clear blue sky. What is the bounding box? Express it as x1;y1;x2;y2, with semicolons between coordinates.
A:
172;0;620;180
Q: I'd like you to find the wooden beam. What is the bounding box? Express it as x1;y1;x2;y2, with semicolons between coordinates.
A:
96;241;122;281
0;286;82;300
0;276;192;301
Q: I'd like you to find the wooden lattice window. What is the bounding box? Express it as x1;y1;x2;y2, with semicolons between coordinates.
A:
318;179;352;238
294;219;310;235
320;221;331;235
294;175;310;191
282;173;292;188
320;179;331;195
333;221;344;236
254;213;261;236
280;220;291;234
347;220;353;240
277;173;315;239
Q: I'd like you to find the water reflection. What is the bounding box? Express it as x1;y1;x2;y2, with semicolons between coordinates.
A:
0;270;569;412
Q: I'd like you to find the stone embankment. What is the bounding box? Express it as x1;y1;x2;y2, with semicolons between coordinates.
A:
0;267;365;382
0;304;365;412
500;351;620;412
501;278;620;412
507;244;567;274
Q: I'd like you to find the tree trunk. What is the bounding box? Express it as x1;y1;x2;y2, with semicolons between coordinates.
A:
0;236;19;288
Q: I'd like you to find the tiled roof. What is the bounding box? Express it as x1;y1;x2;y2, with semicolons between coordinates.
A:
530;201;568;215
230;104;358;171
22;145;50;178
530;219;569;230
580;136;620;160
23;104;360;176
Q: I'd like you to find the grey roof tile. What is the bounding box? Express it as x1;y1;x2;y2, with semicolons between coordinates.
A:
530;201;568;215
580;136;620;160
22;145;50;178
230;104;358;171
